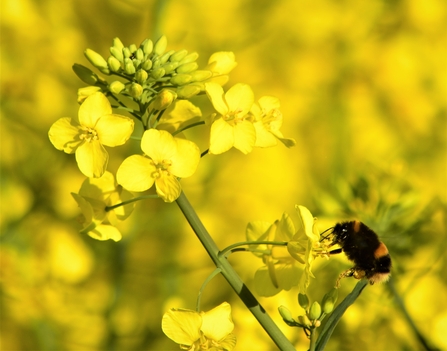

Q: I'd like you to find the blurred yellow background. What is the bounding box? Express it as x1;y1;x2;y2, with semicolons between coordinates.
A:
1;0;446;350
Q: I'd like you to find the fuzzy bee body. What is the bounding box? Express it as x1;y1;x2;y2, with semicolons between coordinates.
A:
330;220;392;285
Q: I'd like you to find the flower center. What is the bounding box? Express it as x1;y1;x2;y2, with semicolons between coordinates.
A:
80;126;99;142
152;159;172;178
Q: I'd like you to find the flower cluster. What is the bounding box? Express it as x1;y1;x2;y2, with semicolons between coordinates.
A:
48;35;296;242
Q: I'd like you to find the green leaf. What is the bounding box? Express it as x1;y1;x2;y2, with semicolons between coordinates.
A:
315;280;368;351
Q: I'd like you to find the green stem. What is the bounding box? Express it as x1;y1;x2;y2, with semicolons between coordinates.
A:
105;195;158;211
309;328;317;351
219;240;288;258
175;192;295;351
196;268;222;312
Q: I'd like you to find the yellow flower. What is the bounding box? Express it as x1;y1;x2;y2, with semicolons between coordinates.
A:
162;302;236;351
48;92;134;178
251;96;296;148
287;206;321;294
71;171;134;241
116;129;200;202
205;52;237;86
247;213;300;297
205;82;255;154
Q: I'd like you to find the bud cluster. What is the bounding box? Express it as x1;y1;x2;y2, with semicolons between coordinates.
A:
75;35;215;105
278;289;339;337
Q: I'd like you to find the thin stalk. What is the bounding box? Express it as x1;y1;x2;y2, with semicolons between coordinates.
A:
176;192;295;351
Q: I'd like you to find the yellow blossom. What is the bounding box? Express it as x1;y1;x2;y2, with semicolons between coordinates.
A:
205;52;237;86
71;171;134;241
246;213;300;296
116;129;200;202
162;302;236;351
48;92;134;178
287;206;321;293
205;82;255;154
251;96;296;148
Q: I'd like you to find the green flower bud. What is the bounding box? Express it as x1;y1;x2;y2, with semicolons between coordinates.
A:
108;56;121;72
160;50;175;65
176;62;199;74
124;61;136;75
278;306;295;324
109;81;125;94
152;58;161;70
154;35;168;56
142;59;153;71
162;62;179;74
136;48;144;61
322;288;339;314
178;52;199;65
298;315;311;328
190;70;213;82
123;47;131;59
309;301;322;321
176;84;201;98
77;86;102;103
110;47;123;62
84;49;109;74
152;89;177;110
129;44;137;54
170;73;193;86
151;67;165;80
141;39;153;56
298;293;310;310
170;49;188;62
129;82;143;98
72;64;98;85
135;69;148;84
112;37;124;50
132;59;142;68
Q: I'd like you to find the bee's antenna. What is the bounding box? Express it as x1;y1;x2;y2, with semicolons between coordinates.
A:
319;226;334;242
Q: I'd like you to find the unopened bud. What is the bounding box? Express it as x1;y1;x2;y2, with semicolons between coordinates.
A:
123;47;131;59
153;35;168;56
135;48;144;61
110;46;123;62
278;306;295;324
178;52;199;65
142;59;153;71
190;70;213;82
298;293;309;310
135;69;148;84
170;49;188;62
163;62;179;74
84;49;109;74
124;61;136;75
129;44;137;54
309;301;321;321
142;39;153;56
108;56;121;72
109;81;125;94
129;83;143;98
322;288;339;314
152;89;176;110
112;37;124;50
176;62;199;74
170;73;193;86
160;50;175;64
151;67;165;80
298;315;311;328
72;64;98;85
176;84;201;98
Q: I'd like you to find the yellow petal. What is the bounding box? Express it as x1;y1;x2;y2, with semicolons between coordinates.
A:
71;193;94;224
254;264;300;297
79;171;116;200
96;114;134;147
233;120;255;154
276;213;296;241
205;82;228;115
207;52;237;75
88;224;122;241
254;121;277;147
209;118;234;154
78;92;112;128
162;309;202;345
155;173;181;202
48;117;82;153
75;140;108;178
141;129;176;162
116;155;156;192
296;205;319;242
201;302;234;341
170;138;200;178
225;83;254;116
